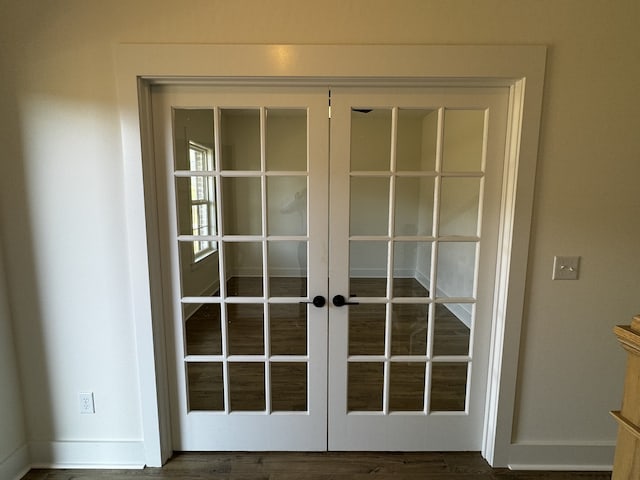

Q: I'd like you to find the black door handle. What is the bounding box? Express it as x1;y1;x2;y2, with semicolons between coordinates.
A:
332;294;359;307
300;295;326;308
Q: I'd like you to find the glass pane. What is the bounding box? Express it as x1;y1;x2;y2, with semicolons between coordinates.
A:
389;362;426;412
433;304;471;356
270;304;307;356
394;177;434;237
229;362;265;411
430;362;468;412
266;109;307;171
176;177;218;236
350;108;391;171
221;177;262;235
220;109;261;171
271;362;307;411
390;304;429;356
227;304;264;355
393;242;431;297
268;241;307;297
442;110;485;172
267;176;307;235
439;177;481;236
173;109;215;171
349;303;386;356
349;241;387;297
397;109;438;172
185;304;222;355
187;362;224;411
350;177;390;235
349;278;387;299
436;242;477;298
348;362;383;412
224;242;263;297
179;241;220;297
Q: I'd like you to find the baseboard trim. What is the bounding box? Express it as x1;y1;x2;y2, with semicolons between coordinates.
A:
29;440;145;469
0;443;30;480
507;442;614;471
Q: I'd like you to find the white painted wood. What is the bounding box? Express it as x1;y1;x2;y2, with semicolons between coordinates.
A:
114;75;170;467
507;442;615;471
154;84;510;452
152;85;329;450
481;76;546;467
115;44;546;466
28;441;145;469
328;87;509;450
0;443;30;480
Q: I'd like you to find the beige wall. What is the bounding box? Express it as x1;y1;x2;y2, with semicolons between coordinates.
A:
1;0;639;466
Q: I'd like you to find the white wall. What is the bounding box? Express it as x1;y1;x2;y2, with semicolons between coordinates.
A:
1;0;638;469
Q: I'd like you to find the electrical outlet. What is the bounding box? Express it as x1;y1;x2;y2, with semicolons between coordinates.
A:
79;392;95;414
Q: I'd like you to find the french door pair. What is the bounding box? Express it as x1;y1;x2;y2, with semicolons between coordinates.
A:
151;84;508;451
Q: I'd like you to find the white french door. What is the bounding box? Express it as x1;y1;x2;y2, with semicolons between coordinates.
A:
152;86;330;450
328;88;507;450
151;84;508;451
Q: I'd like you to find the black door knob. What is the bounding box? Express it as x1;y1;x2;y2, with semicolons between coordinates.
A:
300;295;326;308
332;294;359;307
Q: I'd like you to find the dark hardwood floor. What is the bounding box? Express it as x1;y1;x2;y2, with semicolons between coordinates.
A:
21;451;612;479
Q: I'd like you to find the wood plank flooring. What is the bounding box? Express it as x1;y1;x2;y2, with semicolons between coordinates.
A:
21;452;612;479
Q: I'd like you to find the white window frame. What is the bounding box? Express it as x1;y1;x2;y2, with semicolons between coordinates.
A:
187;141;216;263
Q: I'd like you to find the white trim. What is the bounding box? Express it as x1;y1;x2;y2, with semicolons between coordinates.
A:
115;44;546;467
507;442;614;471
0;443;30;480
28;441;145;469
481;74;546;466
115;67;171;467
414;268;431;292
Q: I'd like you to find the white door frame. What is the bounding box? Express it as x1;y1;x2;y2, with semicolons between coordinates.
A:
114;44;546;467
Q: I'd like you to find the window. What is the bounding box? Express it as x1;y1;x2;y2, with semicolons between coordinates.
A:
189;141;216;261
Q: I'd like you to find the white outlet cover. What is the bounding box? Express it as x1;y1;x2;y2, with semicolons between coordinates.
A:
552;256;580;280
79;392;95;414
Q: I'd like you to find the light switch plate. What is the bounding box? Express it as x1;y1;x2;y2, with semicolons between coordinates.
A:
552;256;580;280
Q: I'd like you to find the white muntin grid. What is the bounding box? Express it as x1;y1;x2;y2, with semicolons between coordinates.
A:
170;100;488;416
345;105;487;416
174;106;313;415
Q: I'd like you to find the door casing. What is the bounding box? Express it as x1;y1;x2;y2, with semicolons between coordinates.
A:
114;44;547;467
